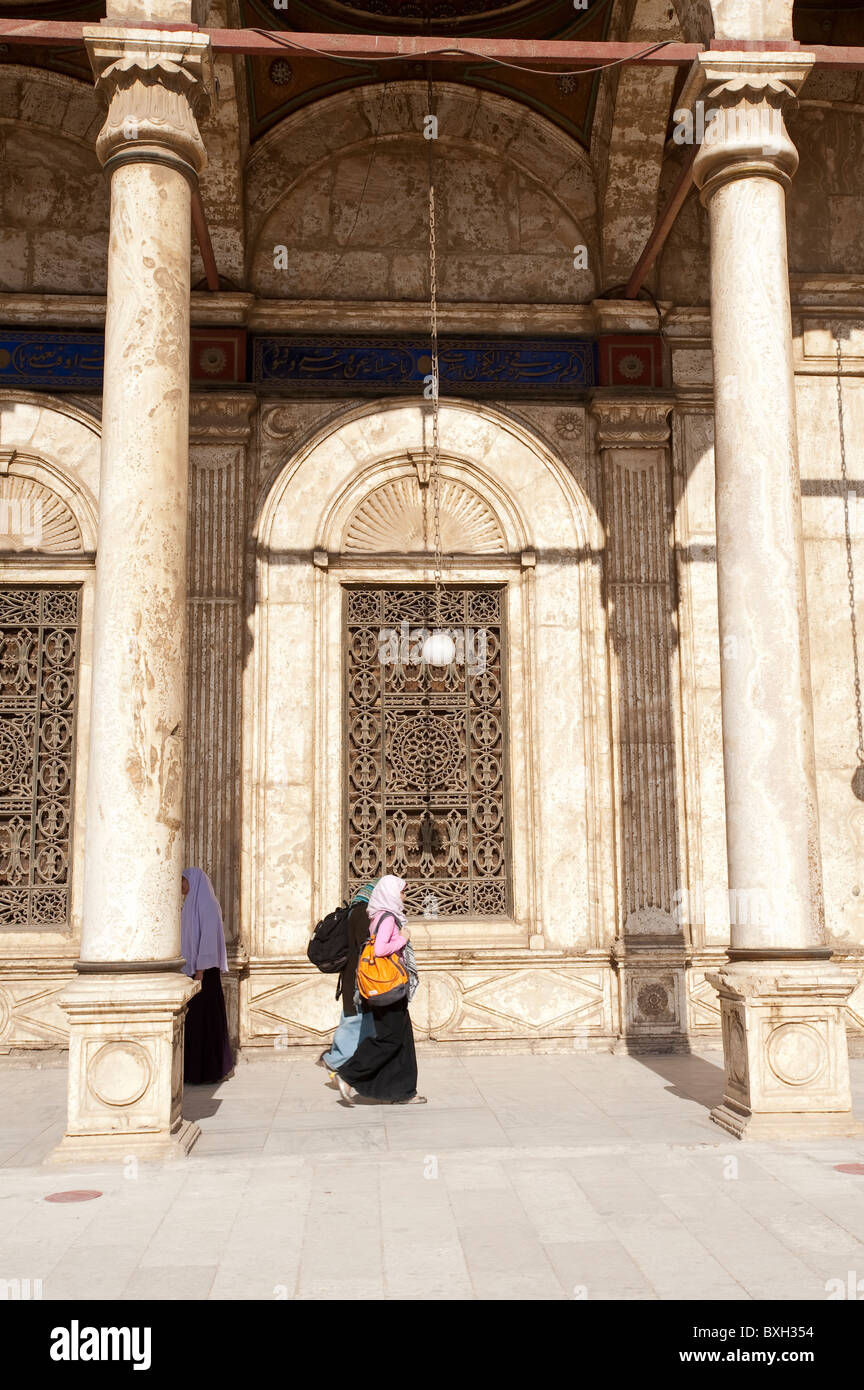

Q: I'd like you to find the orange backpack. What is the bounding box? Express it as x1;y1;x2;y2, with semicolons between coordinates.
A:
356;918;409;1007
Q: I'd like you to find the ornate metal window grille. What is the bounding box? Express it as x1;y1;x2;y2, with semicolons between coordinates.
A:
0;586;80;929
345;585;510;917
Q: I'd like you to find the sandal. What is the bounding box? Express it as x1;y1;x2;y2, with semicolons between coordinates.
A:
336;1075;356;1106
393;1094;427;1105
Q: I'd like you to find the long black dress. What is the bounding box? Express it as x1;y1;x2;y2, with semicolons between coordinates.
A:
336;996;418;1102
184;968;234;1084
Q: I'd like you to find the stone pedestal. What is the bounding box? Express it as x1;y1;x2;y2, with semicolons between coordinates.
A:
707;961;862;1140
49;973;201;1164
686;51;861;1136
612;927;690;1054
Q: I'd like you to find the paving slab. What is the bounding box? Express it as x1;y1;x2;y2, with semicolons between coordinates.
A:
1;1050;864;1300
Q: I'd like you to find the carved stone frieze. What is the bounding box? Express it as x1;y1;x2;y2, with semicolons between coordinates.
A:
242;958;617;1047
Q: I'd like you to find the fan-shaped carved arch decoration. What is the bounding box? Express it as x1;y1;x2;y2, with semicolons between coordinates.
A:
0;476;82;553
344;474;506;555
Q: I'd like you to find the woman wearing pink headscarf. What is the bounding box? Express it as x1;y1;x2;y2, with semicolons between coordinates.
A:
181;868;233;1085
334;874;425;1106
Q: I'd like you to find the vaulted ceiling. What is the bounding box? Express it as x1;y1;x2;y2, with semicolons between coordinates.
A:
240;0;611;144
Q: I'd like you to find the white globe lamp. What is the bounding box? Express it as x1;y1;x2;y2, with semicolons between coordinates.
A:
421;630;456;666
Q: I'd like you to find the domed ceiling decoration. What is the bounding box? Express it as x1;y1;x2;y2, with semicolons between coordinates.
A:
242;0;611;146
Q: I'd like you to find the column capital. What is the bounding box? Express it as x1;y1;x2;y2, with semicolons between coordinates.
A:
682;51;815;202
83;27;213;182
190;393;257;444
589;397;673;452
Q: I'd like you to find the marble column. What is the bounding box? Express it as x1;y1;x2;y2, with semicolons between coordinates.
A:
52;29;213;1163
687;52;861;1138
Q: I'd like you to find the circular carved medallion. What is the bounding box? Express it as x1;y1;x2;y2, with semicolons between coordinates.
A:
765;1022;828;1087
389;715;462;788
412;974;460;1034
636;983;669;1019
88;1041;153;1108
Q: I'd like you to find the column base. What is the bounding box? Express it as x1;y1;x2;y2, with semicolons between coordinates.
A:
707;959;863;1142
710;1099;864;1143
46;1118;201;1167
50;970;201;1165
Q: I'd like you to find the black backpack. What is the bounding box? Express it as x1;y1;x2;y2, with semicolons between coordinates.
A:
307;902;352;977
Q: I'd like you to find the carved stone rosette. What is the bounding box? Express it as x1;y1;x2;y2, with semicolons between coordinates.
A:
84;28;213;181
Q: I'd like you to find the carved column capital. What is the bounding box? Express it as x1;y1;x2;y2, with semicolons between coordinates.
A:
682;52;815;202
589;397;672;463
190;393;257;443
84;28;213;182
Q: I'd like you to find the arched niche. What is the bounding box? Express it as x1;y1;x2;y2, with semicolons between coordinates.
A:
245;81;598;304
246;398;617;964
0;68;107;294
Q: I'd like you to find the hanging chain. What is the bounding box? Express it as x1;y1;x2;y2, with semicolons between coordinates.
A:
836;338;864;767
427;71;444;632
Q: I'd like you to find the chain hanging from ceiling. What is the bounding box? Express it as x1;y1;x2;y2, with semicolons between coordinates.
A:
835;338;864;800
425;68;446;641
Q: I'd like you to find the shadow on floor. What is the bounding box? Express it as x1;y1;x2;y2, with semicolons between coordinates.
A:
628;1051;725;1113
182;1084;225;1121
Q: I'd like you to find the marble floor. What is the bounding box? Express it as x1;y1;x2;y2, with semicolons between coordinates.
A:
1;1049;864;1300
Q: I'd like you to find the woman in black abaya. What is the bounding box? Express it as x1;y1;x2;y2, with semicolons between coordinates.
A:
335;874;425;1106
181;868;234;1085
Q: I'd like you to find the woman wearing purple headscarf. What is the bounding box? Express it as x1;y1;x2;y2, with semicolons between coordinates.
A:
334;874;425;1106
181;868;233;1085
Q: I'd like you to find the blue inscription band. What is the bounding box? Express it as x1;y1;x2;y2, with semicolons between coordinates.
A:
252;336;597;394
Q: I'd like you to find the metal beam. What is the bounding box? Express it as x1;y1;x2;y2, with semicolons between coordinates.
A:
0;23;697;63
191;190;220;292
1;22;864;70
